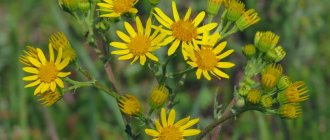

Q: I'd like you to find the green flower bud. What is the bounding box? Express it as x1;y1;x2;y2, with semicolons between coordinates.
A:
236;9;260;31
277;75;291;90
207;0;223;16
254;31;280;52
78;0;90;13
59;0;78;13
148;0;160;6
238;84;251;97
265;46;286;62
261;95;273;108
243;44;256;58
235;98;245;108
224;0;245;21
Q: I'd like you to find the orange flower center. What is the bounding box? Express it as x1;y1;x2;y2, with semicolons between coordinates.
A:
113;0;134;14
195;46;218;70
159;126;183;140
39;62;58;83
128;35;151;56
171;20;197;42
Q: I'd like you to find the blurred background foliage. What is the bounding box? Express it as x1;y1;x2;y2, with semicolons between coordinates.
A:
0;0;329;140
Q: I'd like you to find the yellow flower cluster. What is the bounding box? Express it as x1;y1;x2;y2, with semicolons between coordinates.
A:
20;32;75;106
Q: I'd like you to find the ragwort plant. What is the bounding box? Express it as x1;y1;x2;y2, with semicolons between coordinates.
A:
20;0;309;139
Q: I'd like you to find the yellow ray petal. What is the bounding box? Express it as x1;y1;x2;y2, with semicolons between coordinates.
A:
57;72;71;77
49;43;55;62
193;11;205;26
172;1;180;21
124;22;137;37
167;109;176;126
57;58;70;71
174;116;190;127
197;23;218;33
23;67;39;74
161;108;167;127
154;8;173;24
203;70;212;80
181;118;199;130
145;129;160;137
118;54;134;60
23;75;39;81
146;53;159;62
168;39;180;56
55;78;64;88
135;16;144;35
196;69;202;79
183;129;201;136
24;79;41;88
110;42;128;49
27;57;41;68
184;8;192;20
140;55;147;65
55;47;63;65
213;41;227;54
217;49;234;59
216;62;235;68
212;68;229;79
37;48;47;64
116;31;131;43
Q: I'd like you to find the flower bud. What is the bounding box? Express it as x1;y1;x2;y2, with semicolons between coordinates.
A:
148;0;160;6
246;89;261;104
149;85;169;108
277;75;291;90
278;103;301;119
224;0;245;21
118;94;142;116
236;9;260;31
254;31;280;52
59;0;78;13
278;81;309;104
207;0;223;16
78;0;90;13
266;46;286;62
260;95;273;108
235;98;245;108
242;44;256;58
261;64;283;90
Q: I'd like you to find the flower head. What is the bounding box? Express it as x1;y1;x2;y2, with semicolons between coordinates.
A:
224;0;245;21
49;32;76;62
260;95;273;108
278;103;301;119
236;9;260;31
118;94;141;116
254;31;280;52
20;46;38;67
97;0;138;18
277;75;292;90
242;44;256;58
246;89;261;104
261;64;283;89
21;44;71;95
59;0;78;12
266;46;286;62
150;85;169;108
110;17;166;65
153;1;218;59
278;81;309;103
186;33;235;80
145;108;200;140
38;90;62;106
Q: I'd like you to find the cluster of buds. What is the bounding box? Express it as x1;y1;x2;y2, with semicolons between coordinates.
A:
237;31;308;119
59;0;91;14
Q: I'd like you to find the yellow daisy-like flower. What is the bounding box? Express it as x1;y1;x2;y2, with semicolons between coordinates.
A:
186;33;235;80
153;1;218;59
278;81;309;103
261;64;283;89
49;32;76;62
38;90;62;106
118;94;141;116
20;46;38;67
110;16;166;65
22;44;71;95
97;0;138;18
145;108;200;140
149;85;169;108
279;103;301;119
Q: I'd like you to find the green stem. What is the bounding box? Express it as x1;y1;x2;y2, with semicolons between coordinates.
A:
220;26;239;40
220;21;233;35
167;68;195;78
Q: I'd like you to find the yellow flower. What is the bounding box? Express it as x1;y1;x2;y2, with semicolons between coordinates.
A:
49;32;76;62
20;46;38;67
246;89;261;104
145;108;200;140
22;44;71;95
97;0;138;18
110;17;166;65
207;0;223;15
236;9;260;31
266;46;286;62
254;31;280;52
149;85;169;108
38;90;62;106
118;94;141;116
153;1;218;58
278;103;301;119
186;33;235;80
242;44;256;58
261;64;283;89
224;0;245;21
277;75;292;90
278;81;309;103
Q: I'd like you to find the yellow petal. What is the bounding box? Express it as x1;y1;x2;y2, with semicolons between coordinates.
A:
154;7;173;24
193;11;205;26
155;119;162;132
184;8;192;20
212;68;229;79
110;42;128;49
153;14;171;29
167;109;176;126
57;58;70;71
124;22;137;37
161;108;167;127
23;75;38;81
37;48;47;64
187;61;197;67
213;41;227;54
118;54;133;60
111;50;130;55
116;31;131;43
140;55;147;65
50;82;56;92
216;62;235;68
217;49;234;59
24;79;41;88
196;69;202;79
168;39;180;56
55;78;64;88
41;83;50;93
197;23;218;33
55;47;63;65
183;129;201;136
49;43;55;62
203;70;211;80
181;118;199;130
27;57;41;68
172;1;180;21
34;83;44;95
135;16;144;35
57;72;71;77
145;18;152;36
146;53;159;62
23;67;39;74
174;116;190;127
145;129;159;137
